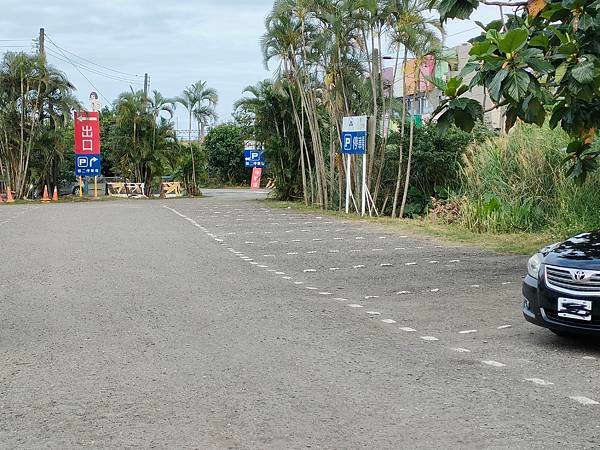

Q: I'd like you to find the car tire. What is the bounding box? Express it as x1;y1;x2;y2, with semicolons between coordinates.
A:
72;186;80;196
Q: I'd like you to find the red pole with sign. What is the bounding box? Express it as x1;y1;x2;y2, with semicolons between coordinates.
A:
74;111;101;197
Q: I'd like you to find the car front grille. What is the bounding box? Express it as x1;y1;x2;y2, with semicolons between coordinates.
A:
545;265;600;297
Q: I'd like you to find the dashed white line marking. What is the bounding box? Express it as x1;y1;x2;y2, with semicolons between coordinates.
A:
355;237;365;240
307;251;317;254
319;292;332;295
497;325;512;330
329;268;341;271
379;236;387;239
328;250;339;253
334;298;349;302
287;252;298;255
245;241;255;244
264;254;276;257
399;327;416;332
381;319;397;324
380;263;393;267
364;295;379;299
353;265;365;269
420;336;439;341
502;281;513;285
429;261;439;264
350;249;361;253
294;281;304;285
451;348;472;353
275;272;285;275
470;284;480;288
430;288;440;293
482;360;506;367
405;262;417;266
366;311;381;315
448;259;460;263
282;276;292;280
334;237;344;240
250;262;258;265
292;239;302;242
396;291;412;295
348;304;363;308
303;269;317;273
570;396;599;405
459;330;477;334
583;356;597;360
372;248;384;252
258;265;268;268
525;378;554;386
312;238;322;241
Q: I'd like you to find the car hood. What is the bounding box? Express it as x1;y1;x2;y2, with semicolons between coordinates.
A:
543;230;600;269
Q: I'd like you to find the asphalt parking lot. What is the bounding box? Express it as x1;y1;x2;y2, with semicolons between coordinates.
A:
2;189;600;448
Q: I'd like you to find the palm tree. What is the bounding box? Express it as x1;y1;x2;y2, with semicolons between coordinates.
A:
175;81;218;194
190;80;218;143
147;90;175;121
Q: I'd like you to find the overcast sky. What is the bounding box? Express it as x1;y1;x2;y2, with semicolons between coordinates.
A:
1;1;503;132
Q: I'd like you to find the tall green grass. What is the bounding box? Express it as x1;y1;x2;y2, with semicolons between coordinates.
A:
456;123;600;237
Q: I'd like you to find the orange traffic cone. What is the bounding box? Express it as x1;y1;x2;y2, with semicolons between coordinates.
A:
52;186;58;201
6;187;15;203
41;185;50;203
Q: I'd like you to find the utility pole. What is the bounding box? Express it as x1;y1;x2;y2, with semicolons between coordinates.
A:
38;28;46;64
143;73;149;99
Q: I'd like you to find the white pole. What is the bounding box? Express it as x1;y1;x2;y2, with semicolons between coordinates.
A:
345;154;351;214
361;153;367;216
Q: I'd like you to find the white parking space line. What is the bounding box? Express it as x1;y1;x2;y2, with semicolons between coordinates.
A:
380;263;393;267
420;336;439;341
458;330;477;334
525;378;554;386
348;304;363;308
364;295;379;299
405;262;417;266
569;396;599;405
399;327;416;332
381;319;397;324
319;292;333;295
334;298;349;302
396;291;412;295
482;360;506;368
366;311;381;315
353;265;365;269
303;269;317;273
451;348;472;353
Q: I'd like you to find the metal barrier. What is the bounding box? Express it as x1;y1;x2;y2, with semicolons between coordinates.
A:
107;182;146;198
160;182;182;198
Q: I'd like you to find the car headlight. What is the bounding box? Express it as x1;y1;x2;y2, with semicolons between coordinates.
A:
527;253;542;279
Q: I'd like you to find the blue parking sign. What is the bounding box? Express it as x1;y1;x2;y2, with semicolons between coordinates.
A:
244;149;266;168
75;155;101;176
341;116;368;154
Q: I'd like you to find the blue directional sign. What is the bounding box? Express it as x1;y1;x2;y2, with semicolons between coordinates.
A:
341;116;368;154
244;149;266;168
75;155;101;176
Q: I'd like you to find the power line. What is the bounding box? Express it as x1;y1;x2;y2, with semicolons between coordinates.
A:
45;33;143;79
46;48;143;84
43;34;111;105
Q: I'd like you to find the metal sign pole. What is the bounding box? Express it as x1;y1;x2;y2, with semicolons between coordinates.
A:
79;176;83;198
94;176;98;198
361;153;367;216
345;154;351;214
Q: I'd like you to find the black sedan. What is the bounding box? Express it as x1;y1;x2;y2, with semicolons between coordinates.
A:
523;231;600;336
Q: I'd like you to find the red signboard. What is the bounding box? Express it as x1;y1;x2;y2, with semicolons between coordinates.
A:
250;167;262;189
74;111;100;155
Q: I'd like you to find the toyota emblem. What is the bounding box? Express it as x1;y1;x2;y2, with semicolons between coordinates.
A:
573;270;587;281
